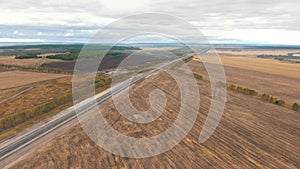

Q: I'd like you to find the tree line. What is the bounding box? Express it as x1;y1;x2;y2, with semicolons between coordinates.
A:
15;53;41;59
227;83;299;111
0;64;71;74
227;84;258;96
0;75;112;131
0;93;72;131
45;51;127;61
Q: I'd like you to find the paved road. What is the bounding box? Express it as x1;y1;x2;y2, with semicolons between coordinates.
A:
0;50;206;168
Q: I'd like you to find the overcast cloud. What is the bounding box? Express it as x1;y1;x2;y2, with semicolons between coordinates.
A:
0;0;300;44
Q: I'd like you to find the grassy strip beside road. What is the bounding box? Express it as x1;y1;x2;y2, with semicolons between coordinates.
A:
0;93;73;131
0;102;73;141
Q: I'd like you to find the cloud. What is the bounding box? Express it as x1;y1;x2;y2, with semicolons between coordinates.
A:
37;32;43;36
13;31;24;36
0;0;300;44
223;29;300;45
0;38;46;42
64;32;74;37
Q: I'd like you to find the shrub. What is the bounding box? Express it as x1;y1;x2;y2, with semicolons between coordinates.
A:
275;99;285;106
193;73;203;80
248;89;258;96
227;84;236;90
292;103;300;111
237;86;243;92
261;93;270;101
183;56;193;63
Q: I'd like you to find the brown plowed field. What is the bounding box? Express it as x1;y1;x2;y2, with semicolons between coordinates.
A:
190;56;300;104
8;58;300;169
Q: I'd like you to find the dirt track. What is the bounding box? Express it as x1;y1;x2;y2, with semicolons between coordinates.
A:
8;60;300;169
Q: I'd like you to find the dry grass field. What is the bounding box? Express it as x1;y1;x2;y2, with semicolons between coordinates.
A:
8;58;300;169
0;70;69;90
0;70;110;141
0;70;70;116
0;56;63;67
0;77;71;117
192;55;300;103
220;56;300;79
221;56;300;104
210;48;300;57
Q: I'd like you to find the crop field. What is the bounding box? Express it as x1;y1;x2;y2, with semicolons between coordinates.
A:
220;56;300;78
210;48;300;57
0;77;71;116
189;50;300;104
0;56;63;67
0;70;69;90
0;47;299;169
220;56;300;104
190;55;300;104
0;70;111;141
0;76;72;140
7;56;300;169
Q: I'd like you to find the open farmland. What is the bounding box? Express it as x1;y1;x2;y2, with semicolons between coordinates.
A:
0;46;299;169
220;56;300;78
0;75;72;140
189;54;300;104
0;77;71;116
7;60;300;169
219;56;300;104
210;48;300;57
0;70;110;141
0;70;68;90
41;49;167;72
0;45;142;72
0;56;64;67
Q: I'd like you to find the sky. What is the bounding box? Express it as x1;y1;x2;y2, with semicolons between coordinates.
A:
0;0;300;45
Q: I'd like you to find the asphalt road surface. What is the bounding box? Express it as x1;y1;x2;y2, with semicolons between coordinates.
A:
0;50;205;168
